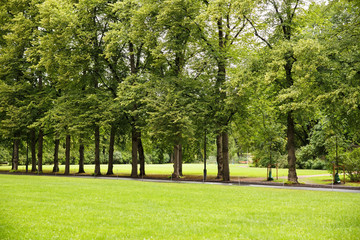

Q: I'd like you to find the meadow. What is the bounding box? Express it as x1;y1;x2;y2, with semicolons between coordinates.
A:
0;174;359;239
0;163;330;179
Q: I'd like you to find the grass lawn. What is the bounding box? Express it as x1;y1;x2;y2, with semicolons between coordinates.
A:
1;175;360;239
0;163;329;179
301;175;360;187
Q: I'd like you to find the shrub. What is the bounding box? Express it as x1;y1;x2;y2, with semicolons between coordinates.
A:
311;158;327;170
277;154;288;168
344;148;360;182
297;145;315;169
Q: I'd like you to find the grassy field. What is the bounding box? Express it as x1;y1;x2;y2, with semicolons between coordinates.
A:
0;174;359;239
300;175;360;187
0;163;329;179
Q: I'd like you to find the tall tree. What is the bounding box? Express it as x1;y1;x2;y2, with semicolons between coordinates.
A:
192;0;252;181
0;0;46;171
245;0;305;183
108;0;158;177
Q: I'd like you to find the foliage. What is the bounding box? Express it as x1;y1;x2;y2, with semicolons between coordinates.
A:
344;148;360;182
0;0;360;180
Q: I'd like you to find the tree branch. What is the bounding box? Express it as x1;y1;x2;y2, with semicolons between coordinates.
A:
270;0;284;24
193;21;219;61
230;20;247;45
291;0;300;21
244;15;272;49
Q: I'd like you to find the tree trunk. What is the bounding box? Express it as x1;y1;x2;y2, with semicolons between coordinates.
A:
234;138;241;160
287;112;298;183
138;133;145;177
131;127;138;177
37;128;43;172
94;126;101;176
11;140;14;170
172;144;180;179
25;136;29;173
129;41;139;178
179;144;183;176
53;139;60;173
30;129;37;172
216;134;223;179
65;134;70;175
222;132;230;181
78;139;85;174
107;125;115;175
215;16;228;180
170;152;174;163
12;136;19;170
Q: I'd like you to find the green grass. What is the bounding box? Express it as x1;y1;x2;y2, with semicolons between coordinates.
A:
0;163;329;178
301;175;360;187
0;174;359;239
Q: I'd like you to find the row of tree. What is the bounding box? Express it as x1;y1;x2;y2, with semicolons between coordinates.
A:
1;0;359;183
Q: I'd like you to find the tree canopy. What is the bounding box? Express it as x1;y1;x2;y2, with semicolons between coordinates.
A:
1;0;359;182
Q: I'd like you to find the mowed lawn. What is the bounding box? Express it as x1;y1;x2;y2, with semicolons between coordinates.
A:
1;175;359;239
0;163;329;178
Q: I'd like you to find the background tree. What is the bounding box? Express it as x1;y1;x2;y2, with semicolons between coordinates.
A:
245;0;310;183
192;0;254;181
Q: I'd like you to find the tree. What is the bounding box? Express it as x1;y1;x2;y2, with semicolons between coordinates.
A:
245;0;307;183
107;0;159;177
39;0;117;176
190;0;253;181
0;0;46;171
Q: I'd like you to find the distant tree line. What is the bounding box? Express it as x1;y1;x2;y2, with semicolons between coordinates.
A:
1;0;359;182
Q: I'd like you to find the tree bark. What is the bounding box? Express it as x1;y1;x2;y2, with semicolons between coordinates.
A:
170;152;174;163
131;127;138;177
11;139;15;170
138;133;145;177
65;134;70;175
12;136;19;170
129;41;139;178
222;132;230;181
216;16;229;181
287;112;298;183
53;139;60;173
78;139;85;174
94;125;101;176
216;134;223;179
129;42;136;75
107;125;115;175
179;144;183;176
172;144;180;179
30;129;37;172
37;128;43;172
25;136;29;172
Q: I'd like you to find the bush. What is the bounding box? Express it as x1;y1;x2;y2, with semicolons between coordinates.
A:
311;158;327;170
277;154;288;168
0;146;11;164
251;150;284;168
297;145;315;169
344;148;360;182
